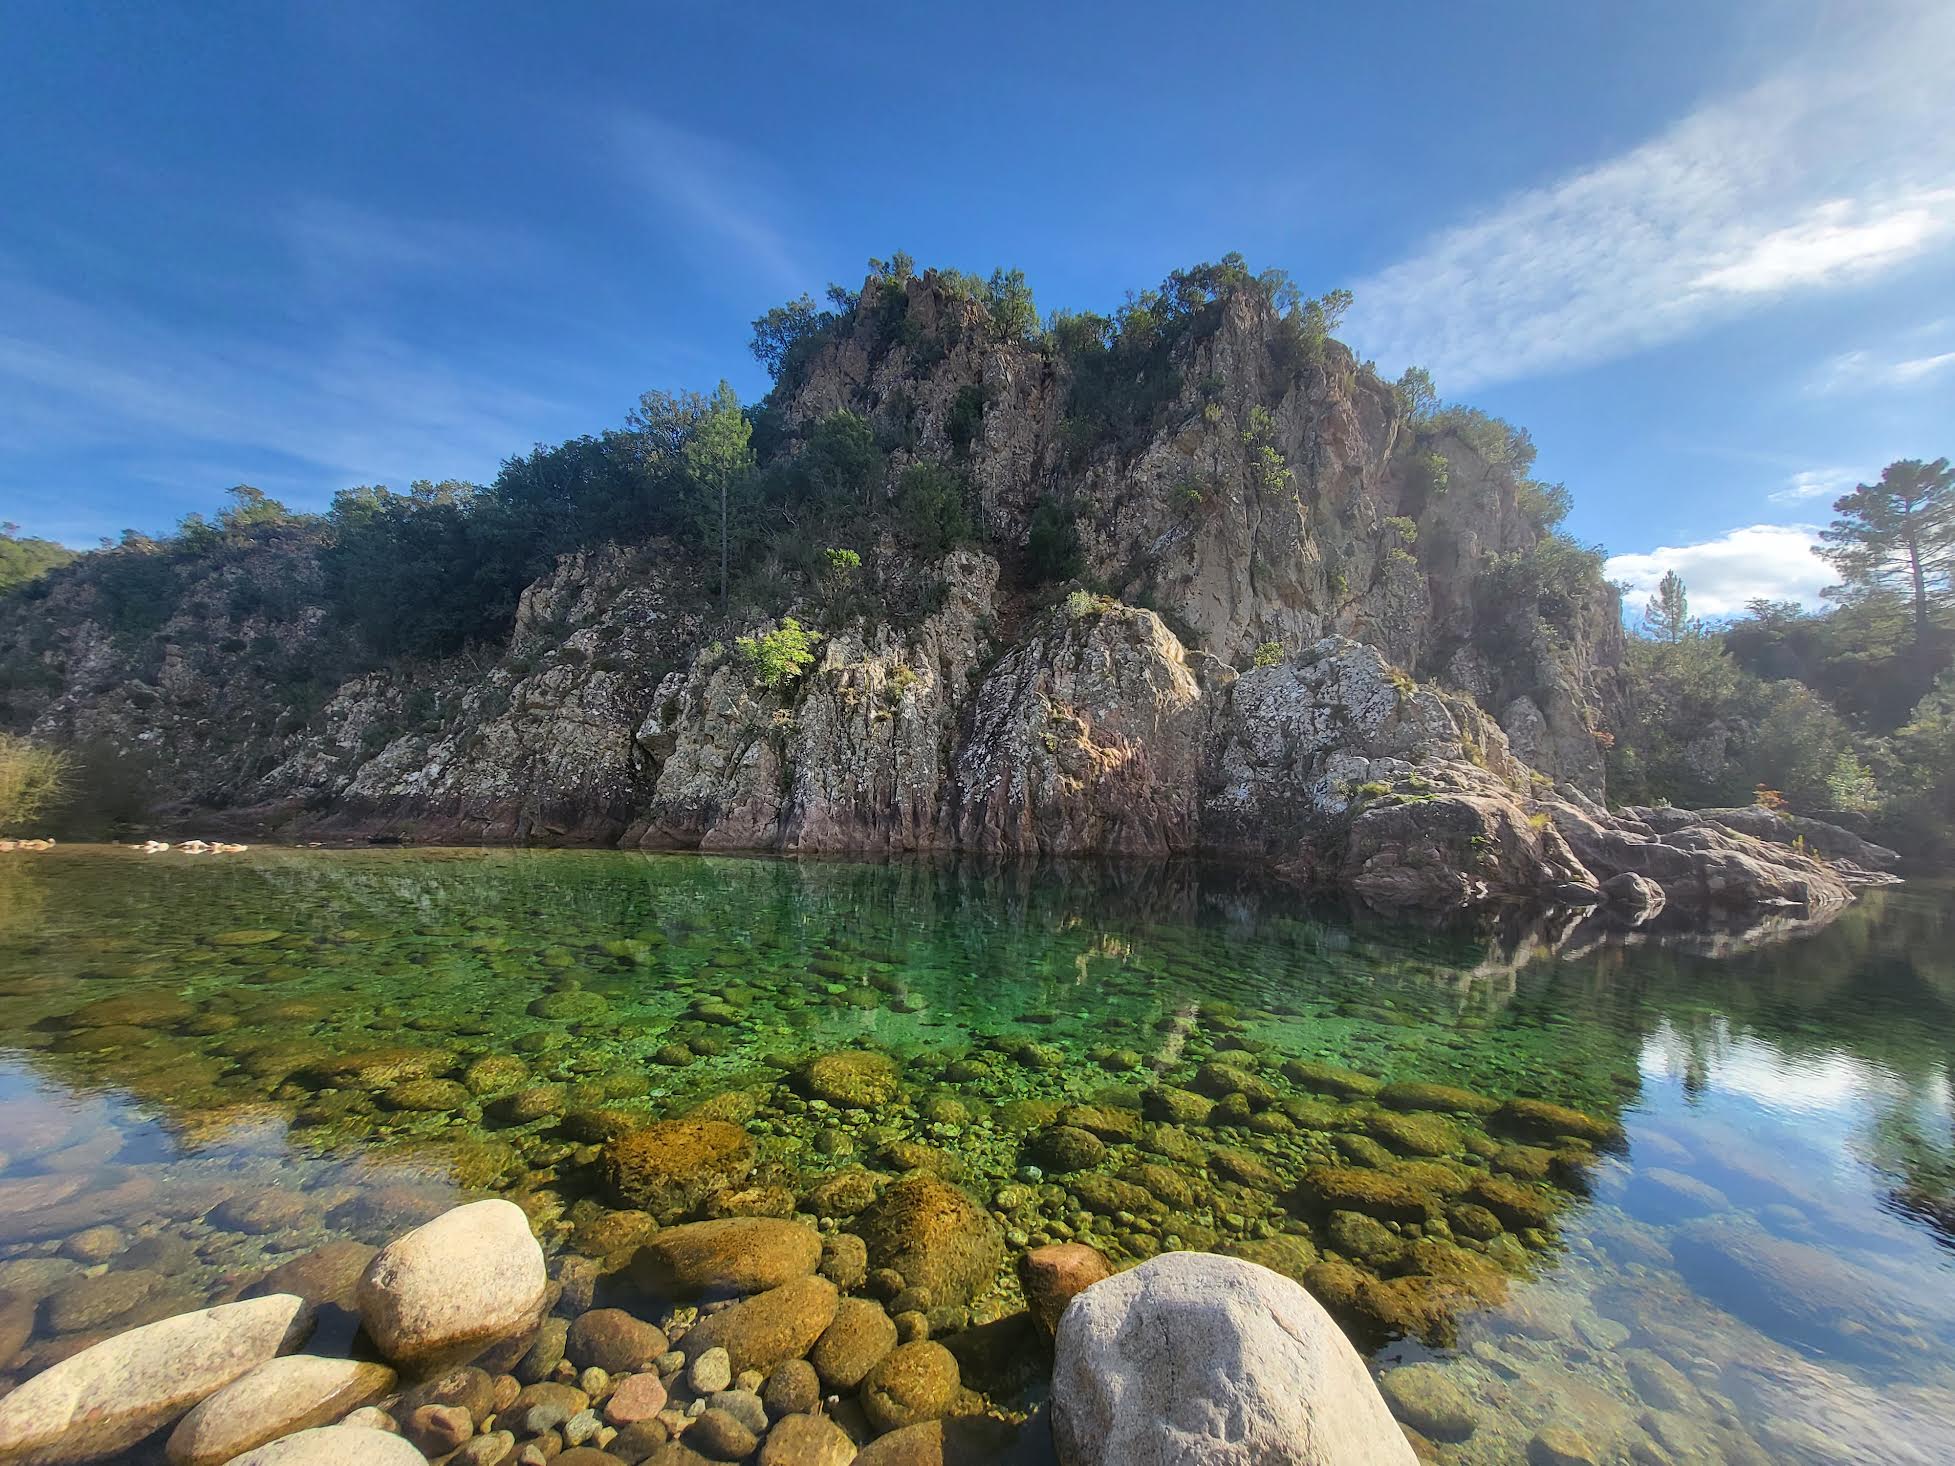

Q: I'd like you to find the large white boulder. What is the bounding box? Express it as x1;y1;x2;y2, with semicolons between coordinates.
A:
1051;1251;1415;1466
166;1355;397;1466
218;1424;425;1465
356;1198;546;1365
0;1294;314;1465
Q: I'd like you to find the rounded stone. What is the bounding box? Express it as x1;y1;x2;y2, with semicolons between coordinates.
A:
683;1407;757;1461
681;1276;839;1377
761;1357;820;1417
1019;1244;1114;1339
810;1297;899;1390
798;1051;903;1109
601;1122;757;1223
689;1345;734;1394
1029;1126;1106;1173
356;1199;548;1366
630;1218;821;1299
1052;1252;1415;1466
567;1308;669;1373
166;1354;397;1466
856;1176;1004;1309
1379;1362;1477;1441
0;1295;317;1465
603;1370;669;1426
757;1411;856;1466
859;1340;959;1434
220;1425;426;1465
1528;1425;1602;1466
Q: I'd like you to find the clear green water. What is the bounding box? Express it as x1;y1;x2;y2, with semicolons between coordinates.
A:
2;847;1953;1463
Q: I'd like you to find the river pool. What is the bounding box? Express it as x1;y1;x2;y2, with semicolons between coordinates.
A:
1;847;1951;1463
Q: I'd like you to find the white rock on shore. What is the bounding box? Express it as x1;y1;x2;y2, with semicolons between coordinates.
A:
1051;1251;1415;1466
166;1355;397;1466
355;1198;546;1365
0;1293;314;1465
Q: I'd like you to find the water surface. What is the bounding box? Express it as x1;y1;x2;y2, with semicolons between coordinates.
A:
1;847;1951;1463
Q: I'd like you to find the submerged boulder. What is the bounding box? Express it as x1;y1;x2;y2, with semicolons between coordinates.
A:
165;1355;396;1466
629;1218;821;1298
601;1120;757;1221
856;1175;1004;1309
1051;1251;1415;1465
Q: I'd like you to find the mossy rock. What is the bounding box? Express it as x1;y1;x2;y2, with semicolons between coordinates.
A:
1333;1134;1396;1169
1492;1144;1554;1181
1068;1174;1159;1217
1297;1166;1436;1224
461;1055;530;1095
631;1217;822;1298
1491;1098;1621;1147
1142;1087;1213;1126
1467;1175;1555;1231
297;1046;454;1090
493;1085;566;1123
1207;1146;1281;1191
602;1120;757;1222
527;990;609;1022
1377;1082;1497;1117
860;1339;959;1433
687;1089;763;1125
856;1175;1004;1308
807;1168;882;1219
1210;1093;1255;1127
995;1099;1065;1133
1390;1161;1474;1200
1057;1104;1142;1144
560;1107;645;1143
1219;1233;1320;1282
1367;1111;1462;1157
1140;1125;1206;1165
1448;1202;1505;1241
1279;1095;1344;1128
879;1140;964;1179
1327;1209;1406;1267
1281;1059;1383;1099
1380;1362;1480;1443
380;1078;471;1113
1192;1062;1278;1104
1119;1163;1196;1210
1027;1126;1105;1174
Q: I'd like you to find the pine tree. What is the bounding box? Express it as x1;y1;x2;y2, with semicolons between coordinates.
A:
1644;569;1692;643
1820;457;1954;652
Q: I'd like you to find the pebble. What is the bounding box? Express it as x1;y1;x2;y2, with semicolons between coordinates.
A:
454;1430;516;1465
707;1389;768;1435
688;1345;732;1394
563;1407;600;1445
603;1372;668;1426
1529;1424;1602;1466
405;1403;474;1454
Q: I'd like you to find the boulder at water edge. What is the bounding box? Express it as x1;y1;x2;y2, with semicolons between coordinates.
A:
217;1424;426;1464
165;1355;397;1466
1051;1251;1415;1466
0;1293;315;1465
356;1199;547;1366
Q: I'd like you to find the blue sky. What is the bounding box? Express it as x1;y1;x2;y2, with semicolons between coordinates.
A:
3;0;1952;615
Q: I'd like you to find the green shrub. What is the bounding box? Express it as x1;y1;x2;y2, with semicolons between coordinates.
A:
947;385;988;457
737;617;821;690
893;463;974;554
1027;497;1084;583
0;734;67;833
1252;641;1284;667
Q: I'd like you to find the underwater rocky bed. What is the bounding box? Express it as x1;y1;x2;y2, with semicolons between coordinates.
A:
1;848;1953;1463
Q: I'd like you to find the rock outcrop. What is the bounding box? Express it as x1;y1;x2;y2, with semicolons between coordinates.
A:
0;266;1896;922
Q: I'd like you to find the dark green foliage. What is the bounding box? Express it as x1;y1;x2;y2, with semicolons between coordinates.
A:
893;463;974;555
1479;535;1606;627
947;385;988;458
1026;496;1084;584
1819;457;1954;650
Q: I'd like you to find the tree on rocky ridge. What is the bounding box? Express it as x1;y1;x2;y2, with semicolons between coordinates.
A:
1644;570;1692;644
1820;458;1954;654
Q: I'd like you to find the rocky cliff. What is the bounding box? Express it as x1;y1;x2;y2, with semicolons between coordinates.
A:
0;265;1894;919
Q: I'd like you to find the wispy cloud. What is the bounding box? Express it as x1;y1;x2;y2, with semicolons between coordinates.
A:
1349;8;1955;389
0;259;567;510
1606;524;1833;617
1811;344;1955;395
610;112;808;298
1769;466;1864;505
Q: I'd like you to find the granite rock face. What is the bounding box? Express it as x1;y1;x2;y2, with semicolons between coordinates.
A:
0;270;1892;924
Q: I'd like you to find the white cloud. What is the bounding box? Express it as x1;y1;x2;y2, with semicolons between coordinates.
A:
1893;350;1955;382
1769;466;1864;505
1606;524;1833;617
1349;8;1955;389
